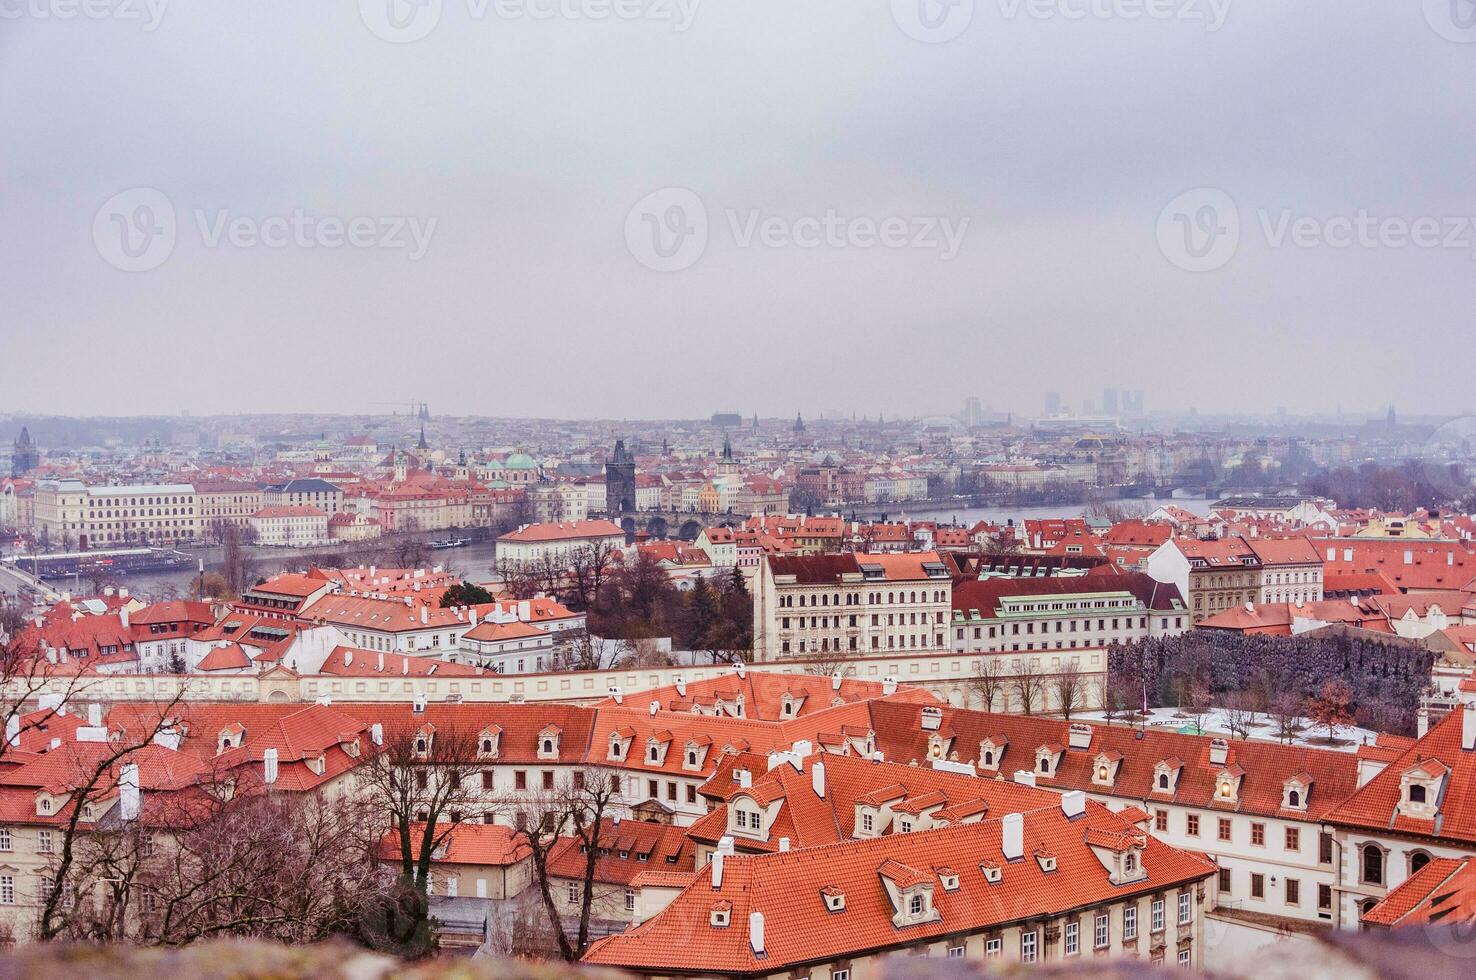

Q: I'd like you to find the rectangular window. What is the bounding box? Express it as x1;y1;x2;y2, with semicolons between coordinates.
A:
1286;878;1301;906
861;813;874;832
1286;827;1300;851
1155;809;1168;832
1020;930;1038;963
1318;884;1332;912
1095;912;1109;949
38;830;53;854
1178;948;1192;968
625;888;636;911
566;882;579;904
0;876;11;905
0;828;10;851
986;938;1002;958
1123;906;1138;940
1178;892;1192;925
1151;898;1165;933
947;945;965;959
1218;818;1232;842
514;771;527;790
1251;822;1265;846
1251;873;1265;899
1065;920;1079;955
1186;813;1199;836
832;971;850;980
1319;832;1334;864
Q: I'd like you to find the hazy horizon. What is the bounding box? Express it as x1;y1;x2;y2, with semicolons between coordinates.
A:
3;2;1472;419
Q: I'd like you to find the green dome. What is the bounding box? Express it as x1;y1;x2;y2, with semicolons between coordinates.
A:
504;452;538;470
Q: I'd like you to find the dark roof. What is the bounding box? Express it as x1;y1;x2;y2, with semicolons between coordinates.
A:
263;478;342;493
952;571;1185;617
766;553;860;584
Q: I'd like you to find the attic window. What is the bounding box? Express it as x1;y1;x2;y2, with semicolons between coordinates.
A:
822;888;846;912
542;738;555;754
1037;756;1051;774
938;870;960;892
609;737;624;759
1409;784;1426;804
1035;850;1057;873
980;861;1002;884
1158;773;1169;790
710;905;730;928
414;737;428;755
480;738;496;756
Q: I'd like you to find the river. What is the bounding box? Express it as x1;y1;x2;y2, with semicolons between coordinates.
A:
22;496;1215;602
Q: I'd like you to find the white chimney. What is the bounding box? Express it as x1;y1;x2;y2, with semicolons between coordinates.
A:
420;606;429;625
119;607;130;629
649;701;659;717
674;676;687;697
344;650;353;667
882;676;898;696
832;670;843;691
718;835;735;856
1002;812;1024;861
734;660;746;679
609;686;623;705
377;651;384;671
1463;703;1476;752
118;763;140;821
1068;723;1093;750
76;727;107;742
737;769;752;788
748;911;765;955
811;760;826;798
118;587;128;599
778;838;790;852
263;747;279;784
1013;769;1036;787
4;716;17;748
1061;790;1086;819
87;703;102;726
1209;738;1229;766
711;850;724;888
370;723;384;745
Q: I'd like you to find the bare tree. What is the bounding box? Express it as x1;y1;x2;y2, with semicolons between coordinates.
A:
519;767;620;962
1222;691;1258;740
566;539;619;613
1052;664;1085;720
1010;660;1046;716
1270;691;1303;744
968;657;1008;712
800;650;854;678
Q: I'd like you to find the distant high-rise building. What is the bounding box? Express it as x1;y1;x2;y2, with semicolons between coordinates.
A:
962;396;983;427
1103;388;1121;416
711;412;742;428
1044;392;1062;416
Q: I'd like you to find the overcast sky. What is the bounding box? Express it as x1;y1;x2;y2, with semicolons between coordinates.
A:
1;1;1472;420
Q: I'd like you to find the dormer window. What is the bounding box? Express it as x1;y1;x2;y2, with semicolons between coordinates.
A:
710;902;731;927
980;860;1002;884
1409;784;1426;803
908;894;924;916
609;735;625;759
822;887;846;912
1124;852;1136;873
938;869;960;892
1157;773;1169;790
481;738;495;755
1034;848;1057;873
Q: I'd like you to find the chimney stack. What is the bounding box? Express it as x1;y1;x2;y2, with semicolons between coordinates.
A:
609;686;623;705
371;723;383;745
264;748;279;784
1002;812;1024;861
119;607;130;629
778;837;790;852
1463;703;1476;752
1061;790;1086;819
748;911;765;955
118;763;140;821
1013;770;1036;787
674;676;686;697
649;701;659;717
88;703;102;727
882;676;898;696
1209;738;1229;766
711;851;724;888
4;716;17;748
811;760;826;798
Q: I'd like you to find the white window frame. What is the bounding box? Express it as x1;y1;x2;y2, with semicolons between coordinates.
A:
986;937;1002;958
1124;905;1138;940
1021;930;1038;963
1065;919;1080;955
1152;898;1166;933
1178;891;1192;925
1095;911;1109;949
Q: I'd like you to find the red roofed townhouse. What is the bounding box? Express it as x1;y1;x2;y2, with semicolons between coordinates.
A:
248;505;330;546
752;551;952;660
376;821;533;901
1147;535;1324;624
495;520;626;572
1323;704;1476;928
1315;538;1476;595
584;794;1215;975
545;818;695;927
232;573;337;620
950;573;1187;711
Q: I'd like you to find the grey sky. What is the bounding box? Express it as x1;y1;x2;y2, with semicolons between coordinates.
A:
1;0;1472;420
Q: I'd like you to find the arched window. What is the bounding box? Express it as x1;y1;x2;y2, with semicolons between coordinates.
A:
1362;845;1384;886
481;738;494;754
1158;773;1170;790
1410;851;1432;875
983;750;994;766
415;737;427;754
1124;853;1136;873
1038;756;1051;774
543;739;554;754
1288;789;1301;808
